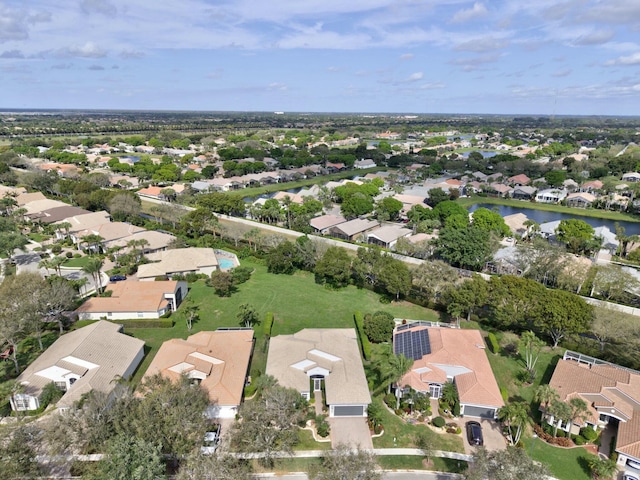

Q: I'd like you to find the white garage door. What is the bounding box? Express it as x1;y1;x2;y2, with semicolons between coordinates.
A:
463;406;495;419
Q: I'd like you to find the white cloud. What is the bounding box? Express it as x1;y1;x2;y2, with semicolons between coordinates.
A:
571;30;615;46
88;64;105;70
451;2;488;23
399;53;414;60
552;68;571;77
327;66;340;72
267;82;288;91
605;52;640;66
0;49;25;58
67;42;107;58
454;37;508;53
407;72;423;82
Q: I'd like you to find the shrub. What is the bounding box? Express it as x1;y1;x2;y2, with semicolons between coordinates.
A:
573;435;586;445
73;253;82;258
432;416;446;428
486;332;499;354
244;384;257;398
316;415;330;438
185;272;206;283
51;244;62;254
39;382;64;408
452;401;460;417
580;427;598;442
384;394;396;409
363;311;395;343
354;311;371;360
65;251;73;258
500;387;508;402
500;331;520;356
231;266;252;285
111;318;173;328
263;312;274;338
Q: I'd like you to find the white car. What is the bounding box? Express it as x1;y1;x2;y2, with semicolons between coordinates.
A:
623;474;640;480
201;428;220;455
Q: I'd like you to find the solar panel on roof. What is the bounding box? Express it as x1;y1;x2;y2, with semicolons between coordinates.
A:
393;329;431;360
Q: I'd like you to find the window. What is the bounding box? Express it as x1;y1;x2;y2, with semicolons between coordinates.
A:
55;381;67;392
137;312;144;318
107;312;113;317
13;394;33;410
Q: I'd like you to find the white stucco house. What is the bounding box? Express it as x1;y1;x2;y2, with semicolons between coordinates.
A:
74;280;187;320
10;321;144;412
266;329;371;417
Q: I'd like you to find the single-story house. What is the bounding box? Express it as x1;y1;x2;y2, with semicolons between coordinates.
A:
310;214;347;235
136;186;164;199
28;205;92;224
536;188;568;204
581;180;603;192
354;159;377;169
137;247;221;280
485;183;512;197
503;213;530;238
547;351;640;472
15;191;47;206
106;229;176;256
367;224;413;249
394;325;504;419
10;321;144;412
511;186;537;200
328;218;379;241
539;220;561;239
566;192;596;208
76;221;146;251
75;280;187;320
508;174;531;186
54;211;111;240
622;172;640;183
142;329;254;419
266;329;371;417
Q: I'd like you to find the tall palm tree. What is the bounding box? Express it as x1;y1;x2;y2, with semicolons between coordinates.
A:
498;401;530;446
534;384;559;425
568;397;589;433
548;399;572;437
82;257;104;294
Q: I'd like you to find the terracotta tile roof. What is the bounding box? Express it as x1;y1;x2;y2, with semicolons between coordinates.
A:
75;281;180;314
396;326;504;409
549;357;640;459
142;330;254;408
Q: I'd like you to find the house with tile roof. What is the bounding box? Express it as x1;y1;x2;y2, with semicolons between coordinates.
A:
75;280;187;321
266;329;371;417
137;247;220;280
566;192;596;208
547;351;640;471
309;214;347;235
142;329;254;419
367;224;412;249
328;218;379;241
394;325;504;419
10;321;144;412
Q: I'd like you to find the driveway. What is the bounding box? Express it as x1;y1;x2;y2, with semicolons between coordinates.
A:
328;417;373;449
462;418;506;454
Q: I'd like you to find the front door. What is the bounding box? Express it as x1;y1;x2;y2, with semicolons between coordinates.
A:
429;384;442;399
314;378;322;391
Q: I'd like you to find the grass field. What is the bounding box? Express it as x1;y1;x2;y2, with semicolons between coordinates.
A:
457;195;640;223
62;256;94;268
128;259;442;384
528;435;593;480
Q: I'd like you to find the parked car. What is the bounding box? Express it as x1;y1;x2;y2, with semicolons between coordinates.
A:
201;425;221;455
623;473;640;480
466;421;483;446
109;274;127;282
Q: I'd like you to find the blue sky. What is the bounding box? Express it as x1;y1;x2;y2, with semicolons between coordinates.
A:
1;0;640;115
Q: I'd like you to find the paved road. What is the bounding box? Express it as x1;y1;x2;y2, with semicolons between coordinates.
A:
253;472;462;479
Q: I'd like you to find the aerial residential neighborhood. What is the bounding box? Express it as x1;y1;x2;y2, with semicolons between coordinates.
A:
2;112;640;480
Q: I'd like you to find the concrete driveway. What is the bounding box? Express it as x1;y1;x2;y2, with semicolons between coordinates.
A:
328;417;373;449
462;418;507;454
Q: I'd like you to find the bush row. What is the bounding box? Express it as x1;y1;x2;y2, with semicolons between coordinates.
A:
74;318;174;329
263;312;274;338
354;311;371;360
486;332;499;354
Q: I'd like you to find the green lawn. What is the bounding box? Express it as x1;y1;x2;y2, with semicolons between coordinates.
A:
457;195;640;223
128;259;442;384
378;456;468;473
62;256;94;268
370;396;464;453
528;435;593;480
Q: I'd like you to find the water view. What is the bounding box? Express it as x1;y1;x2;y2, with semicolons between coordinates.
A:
468;203;640;236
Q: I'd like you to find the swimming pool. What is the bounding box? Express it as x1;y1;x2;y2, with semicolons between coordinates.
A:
219;258;235;269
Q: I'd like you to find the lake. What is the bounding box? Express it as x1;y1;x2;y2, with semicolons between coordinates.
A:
468;203;640;235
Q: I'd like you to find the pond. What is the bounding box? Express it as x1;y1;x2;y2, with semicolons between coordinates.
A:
468;203;640;235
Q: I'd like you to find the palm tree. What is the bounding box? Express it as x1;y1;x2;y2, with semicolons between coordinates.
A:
386;353;414;409
568;397;589;433
534;385;559;424
548;399;572;437
82;257;104;294
81;234;104;254
587;455;618;480
498;401;530;446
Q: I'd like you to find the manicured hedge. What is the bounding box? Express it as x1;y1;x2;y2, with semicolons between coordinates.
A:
432;416;446;428
354;311;371;360
263;312;274;338
486;332;499;354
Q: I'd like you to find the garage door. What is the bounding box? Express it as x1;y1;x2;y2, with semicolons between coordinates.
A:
333;405;364;417
463;406;495;419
